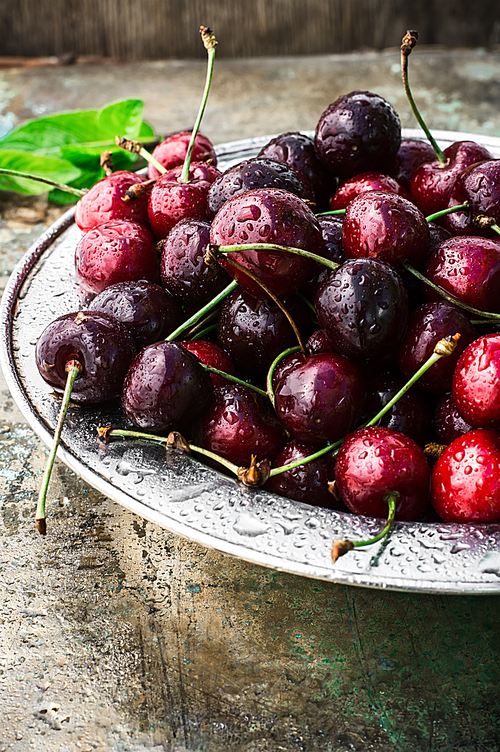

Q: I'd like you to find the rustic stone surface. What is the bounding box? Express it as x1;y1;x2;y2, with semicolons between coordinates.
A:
1;51;500;752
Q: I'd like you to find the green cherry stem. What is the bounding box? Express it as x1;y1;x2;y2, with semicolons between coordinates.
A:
403;262;500;321
210;242;339;272
35;359;82;535
268;334;461;479
179;26;217;184
189;323;218;340
166;279;238;341
315;208;346;217
491;223;500;236
0;168;86;197
401;30;446;164
200;364;268;398
115;137;167;175
425;202;468;223
266;346;301;407
331;491;398;563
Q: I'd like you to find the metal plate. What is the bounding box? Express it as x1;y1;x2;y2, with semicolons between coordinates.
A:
2;129;500;594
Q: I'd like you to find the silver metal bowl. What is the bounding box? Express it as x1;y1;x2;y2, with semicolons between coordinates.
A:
2;129;500;594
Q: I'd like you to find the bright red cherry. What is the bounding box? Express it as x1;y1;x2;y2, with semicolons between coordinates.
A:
75;171;151;232
329;172;410;210
147;131;216;179
452;334;500;429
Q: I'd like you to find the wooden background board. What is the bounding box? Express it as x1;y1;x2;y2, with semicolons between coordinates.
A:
1;0;500;59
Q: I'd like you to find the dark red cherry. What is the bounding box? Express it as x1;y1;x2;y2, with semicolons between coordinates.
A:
122;341;213;432
452;334;500;429
431;429;500;522
217;288;310;379
424;236;500;313
329;171;410;211
397;301;478;393
315;258;409;362
301;214;346;299
207;157;310;217
334;426;430;521
266;440;341;509
410;140;493;217
35;311;136;404
258;132;337;209
442;161;494;237
88;280;183;349
75;220;160;297
194;384;286;468
433;392;473;444
147;161;220;239
428;222;452;250
209;188;323;298
74;171;151;232
314;91;401;179
306;329;333;355
160;219;231;307
342;191;430;267
387;137;436;190
177;340;237;388
147;131;217;179
461;159;500;222
366;374;433;446
274;352;366;443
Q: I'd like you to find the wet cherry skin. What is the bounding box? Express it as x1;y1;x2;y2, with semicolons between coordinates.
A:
75;220;160;297
122;341;213;432
74;171;151;232
433;392;473;445
334;426;430;521
452;334;500;429
431;429;500;522
365;374;433;446
147;131;217;179
177;340;237;388
388;137;436;190
329;171;410;211
315;91;401;179
36;311;136;404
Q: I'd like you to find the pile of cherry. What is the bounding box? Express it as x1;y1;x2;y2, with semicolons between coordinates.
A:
33;41;500;550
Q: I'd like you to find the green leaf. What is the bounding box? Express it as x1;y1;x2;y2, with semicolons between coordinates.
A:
0;150;81;195
98;99;145;139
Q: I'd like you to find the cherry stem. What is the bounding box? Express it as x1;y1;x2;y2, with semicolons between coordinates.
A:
200;364;268;398
188;323;218;340
35;359;82;535
425;202;468;223
315;209;346;217
115;137;167;175
212;242;339;272
183;307;220;339
212;251;307;355
166;279;238;341
404;262;500;321
179;26;217;184
491;223;500;236
266;346;301;407
101;427;241;478
269;334;460;478
0;168;86;197
401;30;446;164
331;491;398;563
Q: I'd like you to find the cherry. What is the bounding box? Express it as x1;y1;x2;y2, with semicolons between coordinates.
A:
314;91;401;179
209;187;324;298
342;190;430;267
273;351;366;443
306;329;333;355
442;161;494;238
75;219;160;297
424;236;500;313
433;392;473;444
147;131;216;179
147;161;220;239
122;341;213;432
35;311;136;404
397;301;478;393
301;214;346;299
431;429;500;522
387;137;435;190
257;131;337;209
159;218;231;307
452;333;500;429
334;426;429;521
216;288;310;378
194;384;286;468
88;280;183;349
177;340;237;387
74;170;151;232
329;171;410;211
366;374;433;446
266;440;341;509
315;258;409;363
207;156;310;217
